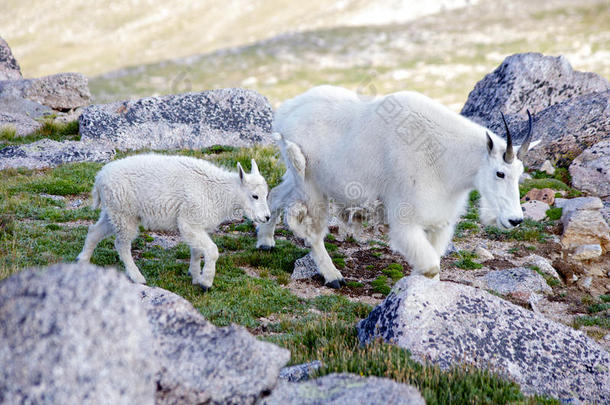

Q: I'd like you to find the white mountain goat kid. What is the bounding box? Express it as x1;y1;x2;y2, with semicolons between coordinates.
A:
257;85;538;288
77;154;270;289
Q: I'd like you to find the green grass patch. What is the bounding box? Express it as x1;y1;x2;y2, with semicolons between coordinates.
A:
346;280;363;288
382;263;404;281
371;275;392;295
573;315;610;330
484;219;551;243
0;120;80;148
545;207;562;221
454;250;483;270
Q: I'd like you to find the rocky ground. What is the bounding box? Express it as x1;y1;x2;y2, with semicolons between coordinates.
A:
1;3;609;402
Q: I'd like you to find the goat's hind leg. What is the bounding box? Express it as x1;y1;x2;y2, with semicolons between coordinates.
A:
112;217;146;284
77;210;114;263
179;219;219;291
286;199;345;288
389;223;440;279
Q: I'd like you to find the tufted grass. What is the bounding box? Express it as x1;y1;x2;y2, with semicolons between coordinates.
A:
0;147;561;403
0;120;80;149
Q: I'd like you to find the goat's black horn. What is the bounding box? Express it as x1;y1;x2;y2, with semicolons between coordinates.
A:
501;112;514;163
517;110;534;161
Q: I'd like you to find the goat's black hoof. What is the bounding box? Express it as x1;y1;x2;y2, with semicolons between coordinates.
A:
198;285;210;293
259;245;274;251
325;280;341;289
338;278;346;286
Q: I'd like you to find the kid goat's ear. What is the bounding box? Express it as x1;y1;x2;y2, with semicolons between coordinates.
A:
250;159;260;175
237;162;245;182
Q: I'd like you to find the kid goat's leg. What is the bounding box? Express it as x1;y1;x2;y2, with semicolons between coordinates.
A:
112;216;146;284
179;219;219;290
256;176;293;249
77;211;114;263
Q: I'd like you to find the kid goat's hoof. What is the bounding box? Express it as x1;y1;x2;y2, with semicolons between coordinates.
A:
197;285;211;293
258;245;274;251
325;279;342;289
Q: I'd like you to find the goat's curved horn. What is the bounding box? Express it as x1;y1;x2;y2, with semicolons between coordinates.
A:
501;112;514;163
516;110;534;161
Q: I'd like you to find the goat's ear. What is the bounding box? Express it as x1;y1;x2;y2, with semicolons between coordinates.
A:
237;162;245;183
250;159;260;175
486;132;493;154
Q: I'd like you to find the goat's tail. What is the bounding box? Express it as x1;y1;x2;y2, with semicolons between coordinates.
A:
272;132;306;179
90;184;101;210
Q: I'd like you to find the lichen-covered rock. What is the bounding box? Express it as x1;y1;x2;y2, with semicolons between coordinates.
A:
135;285;290;405
481;267;552;295
0;138;115;170
521;254;561;281
0;264;157;405
461;53;609;131
357;275;610;403
260;373;425;405
79;88;273;150
0;110;42;137
0;37;21;80
555;196;604;214
0;73;91;110
292;252;319;280
569;140;610;199
571;244;602;261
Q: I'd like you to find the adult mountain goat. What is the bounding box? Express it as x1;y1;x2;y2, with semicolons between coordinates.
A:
257;85;538;288
78;154;270;289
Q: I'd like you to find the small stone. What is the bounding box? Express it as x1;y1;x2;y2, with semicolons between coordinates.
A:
474;246;494;261
279;361;322;382
561;208;610;252
522;254;561;281
540;160;555;175
39;193;66;202
555;197;603;214
261;373;425;405
521;200;550;221
579;276;593;290
70;199;83;208
482;267;552;295
521;188;556;205
291;253;319;280
571;244;603;261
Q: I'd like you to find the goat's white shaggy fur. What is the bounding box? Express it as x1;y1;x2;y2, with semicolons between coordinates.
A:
257;86;539;287
78;154;270;288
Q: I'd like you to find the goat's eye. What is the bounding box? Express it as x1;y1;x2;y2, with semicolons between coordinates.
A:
496;171;505;179
252;195;259;200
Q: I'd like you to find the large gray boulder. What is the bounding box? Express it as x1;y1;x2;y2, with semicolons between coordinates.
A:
489;91;609;167
357;275;610;403
0;72;91;110
569;140;610;199
79;88;273;150
136;285;290;405
259;373;425;405
461;53;609;132
0;138;116;170
0;37;21;80
0;110;42;137
0;264;157;405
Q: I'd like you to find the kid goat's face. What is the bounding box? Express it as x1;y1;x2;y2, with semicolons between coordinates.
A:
237;159;271;223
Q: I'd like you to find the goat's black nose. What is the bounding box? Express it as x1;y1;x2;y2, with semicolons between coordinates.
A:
509;218;523;227
265;215;270;221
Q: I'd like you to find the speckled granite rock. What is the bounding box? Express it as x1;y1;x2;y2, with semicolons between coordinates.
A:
260;373;425;405
0;36;21;80
79;88;273;150
135;285;290;405
475;91;609;168
461;53;609;132
0;264;156;405
292;252;319;280
357;275;610;403
0;138;115;170
0;73;91;110
279;361;322;382
570;140;610;199
0;95;52;120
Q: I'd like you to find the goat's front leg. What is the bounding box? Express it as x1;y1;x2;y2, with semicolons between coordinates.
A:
179;219;219;290
426;223;455;257
389;224;440;278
